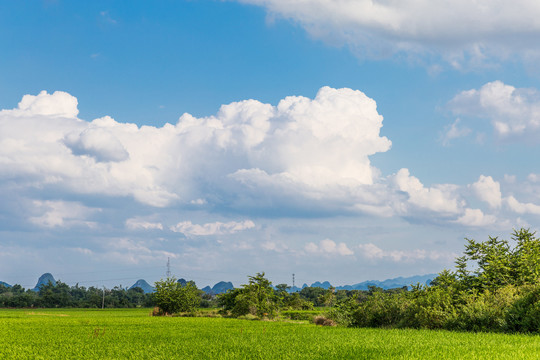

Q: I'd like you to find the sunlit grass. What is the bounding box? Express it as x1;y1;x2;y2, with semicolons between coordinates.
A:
1;308;539;359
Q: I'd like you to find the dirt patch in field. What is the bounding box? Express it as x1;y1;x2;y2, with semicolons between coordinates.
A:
26;312;70;317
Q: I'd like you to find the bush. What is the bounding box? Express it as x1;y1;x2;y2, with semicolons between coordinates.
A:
447;286;518;332
400;286;456;329
153;278;200;315
217;273;277;319
352;291;408;328
326;295;359;326
505;285;540;332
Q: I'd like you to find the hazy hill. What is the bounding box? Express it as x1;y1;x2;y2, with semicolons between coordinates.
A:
335;274;435;290
129;279;154;294
32;273;56;292
285;274;436;292
202;281;234;295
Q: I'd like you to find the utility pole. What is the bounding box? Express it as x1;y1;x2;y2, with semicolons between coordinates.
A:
102;286;105;310
166;257;171;278
292;273;295;290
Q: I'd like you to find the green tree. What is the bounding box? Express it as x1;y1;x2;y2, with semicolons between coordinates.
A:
154;277;200;315
244;272;277;317
318;286;336;307
449;228;540;291
217;272;278;318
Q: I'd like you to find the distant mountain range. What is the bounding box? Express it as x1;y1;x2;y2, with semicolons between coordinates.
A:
0;273;437;294
201;281;234;295
289;273;436;292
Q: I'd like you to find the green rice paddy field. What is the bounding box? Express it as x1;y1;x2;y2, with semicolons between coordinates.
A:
1;308;540;359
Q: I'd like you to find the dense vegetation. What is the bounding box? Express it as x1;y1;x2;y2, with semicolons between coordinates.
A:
323;228;540;333
207;228;540;334
0;281;154;308
153;277;201;314
2;308;540;359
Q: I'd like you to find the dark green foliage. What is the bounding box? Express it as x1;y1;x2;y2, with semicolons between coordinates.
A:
218;272;279;318
283;292;314;310
505;285;540;332
327;228;540;333
154;277;200;315
326;294;359;326
352;289;409;328
0;281;154;308
458;228;540;290
298;287;328;306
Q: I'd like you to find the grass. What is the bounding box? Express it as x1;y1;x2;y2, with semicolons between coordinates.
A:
1;308;540;359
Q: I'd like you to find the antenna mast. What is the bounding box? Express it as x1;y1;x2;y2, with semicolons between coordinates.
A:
292;273;295;289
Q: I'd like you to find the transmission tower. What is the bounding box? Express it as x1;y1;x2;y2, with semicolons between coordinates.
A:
292;273;295;289
166;257;171;278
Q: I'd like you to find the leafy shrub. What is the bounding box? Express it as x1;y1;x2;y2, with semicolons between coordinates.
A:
352;291;408;328
154;278;200;315
505;285;540;332
448;286;518;332
401;286;457;329
326;295;360;326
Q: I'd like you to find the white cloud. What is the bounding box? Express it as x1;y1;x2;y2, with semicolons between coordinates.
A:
261;241;289;252
305;239;354;256
470;175;502;208
73;247;93;255
455;208;497;227
0;87;391;211
237;0;540;67
527;174;540;183
64;126;129;162
170;220;255;236
5;90;79;118
504;174;517;184
29;200;100;228
125;218;164;231
0;88;528;233
441;118;471;145
392;168;463;214
358;243;452;262
449;81;540;140
506;196;540;215
103;238;177;265
357;243;384;259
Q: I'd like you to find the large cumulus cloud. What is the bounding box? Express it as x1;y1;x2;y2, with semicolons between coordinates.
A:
0;87;531;229
0;87;391;211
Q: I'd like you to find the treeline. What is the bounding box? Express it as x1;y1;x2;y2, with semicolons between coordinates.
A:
151;275;404;316
214;273;405;319
207;228;540;333
323;228;540;333
0;281;154;308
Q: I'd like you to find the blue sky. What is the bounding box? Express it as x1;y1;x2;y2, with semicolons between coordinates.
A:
2;0;540;289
